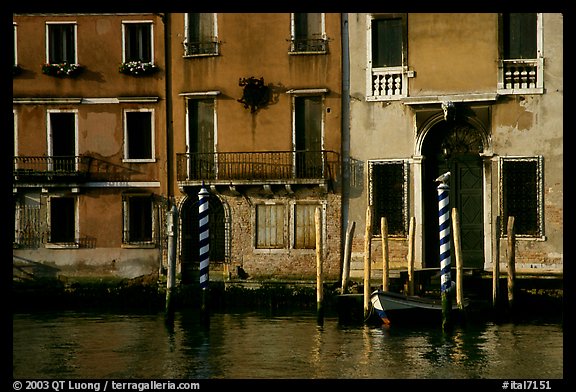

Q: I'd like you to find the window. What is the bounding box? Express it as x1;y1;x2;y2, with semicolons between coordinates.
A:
187;98;215;178
366;14;408;101
256;204;286;249
500;157;544;237
294;204;320;249
48;111;77;171
124;110;154;162
123;22;153;62
294;95;323;178
123;195;154;244
184;13;218;56
46;23;77;64
290;13;326;53
369;160;408;236
498;13;543;94
14;194;42;249
49;197;76;244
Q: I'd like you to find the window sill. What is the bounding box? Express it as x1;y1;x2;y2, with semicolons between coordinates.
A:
497;88;544;95
122;158;156;163
183;53;219;58
288;51;328;55
121;243;156;249
46;243;80;249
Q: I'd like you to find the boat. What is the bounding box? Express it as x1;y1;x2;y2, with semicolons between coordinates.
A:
369;290;468;325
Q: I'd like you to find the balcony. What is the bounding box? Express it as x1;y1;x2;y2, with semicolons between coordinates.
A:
498;58;544;94
13;156;92;182
289;38;328;54
176;150;340;189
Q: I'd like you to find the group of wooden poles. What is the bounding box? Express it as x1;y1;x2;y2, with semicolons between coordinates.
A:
316;205;518;324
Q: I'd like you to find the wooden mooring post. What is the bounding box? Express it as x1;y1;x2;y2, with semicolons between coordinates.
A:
341;221;355;294
492;216;501;309
507;216;516;311
315;207;324;323
407;217;415;296
451;208;464;310
381;217;389;292
363;205;373;320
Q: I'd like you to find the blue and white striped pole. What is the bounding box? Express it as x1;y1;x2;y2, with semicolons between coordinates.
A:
198;186;210;297
436;171;452;331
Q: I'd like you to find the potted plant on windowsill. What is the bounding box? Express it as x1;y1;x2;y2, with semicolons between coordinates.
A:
119;61;159;76
42;62;83;77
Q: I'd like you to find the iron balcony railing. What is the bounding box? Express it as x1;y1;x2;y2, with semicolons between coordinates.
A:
13;156;92;180
176;150;340;183
290;38;328;53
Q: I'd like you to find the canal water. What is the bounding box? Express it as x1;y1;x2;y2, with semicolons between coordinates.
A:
13;308;565;381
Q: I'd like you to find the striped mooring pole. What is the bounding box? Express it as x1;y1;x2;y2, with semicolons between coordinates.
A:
436;171;452;332
198;185;210;312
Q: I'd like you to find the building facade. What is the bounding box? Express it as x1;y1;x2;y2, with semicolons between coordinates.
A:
13;13;169;280
345;13;563;279
13;12;562;286
13;13;343;283
168;13;343;282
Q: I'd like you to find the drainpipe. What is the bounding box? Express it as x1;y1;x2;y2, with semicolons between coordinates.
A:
163;12;173;202
162;13;174;280
340;13;351;278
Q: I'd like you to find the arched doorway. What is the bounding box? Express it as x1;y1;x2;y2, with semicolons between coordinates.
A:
422;120;485;269
180;190;226;284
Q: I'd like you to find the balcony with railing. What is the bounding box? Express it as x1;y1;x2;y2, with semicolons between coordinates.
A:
176;150;340;188
184;40;219;56
289;38;328;54
13;156;92;182
498;58;544;94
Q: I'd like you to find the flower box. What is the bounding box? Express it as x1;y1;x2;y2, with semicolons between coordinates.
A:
42;63;83;77
119;61;159;76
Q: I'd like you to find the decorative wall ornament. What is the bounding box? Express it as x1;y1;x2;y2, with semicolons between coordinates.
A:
441;101;456;122
237;77;271;113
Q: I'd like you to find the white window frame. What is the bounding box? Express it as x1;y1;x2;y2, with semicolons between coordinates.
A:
289;90;327;178
290;201;325;252
498;156;545;240
368;159;410;237
46;109;79;171
123;108;156;163
497;13;544;95
46;195;80;248
121;20;155;63
122;193;157;248
366;14;409;101
253;202;289;252
45;21;78;64
183;13;219;57
289;13;327;54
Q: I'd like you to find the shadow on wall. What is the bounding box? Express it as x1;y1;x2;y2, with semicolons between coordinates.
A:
13;255;60;280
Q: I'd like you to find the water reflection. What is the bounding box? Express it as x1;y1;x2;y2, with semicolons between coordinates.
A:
13;310;563;379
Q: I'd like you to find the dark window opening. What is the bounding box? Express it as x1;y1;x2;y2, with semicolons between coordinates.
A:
126;111;152;159
503;13;537;60
295;96;322;178
371;162;406;236
128;196;153;242
293;13;325;52
48;24;75;64
186;13;217;55
372;18;403;67
50;197;75;243
125;23;152;62
502;160;539;236
50;112;76;171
